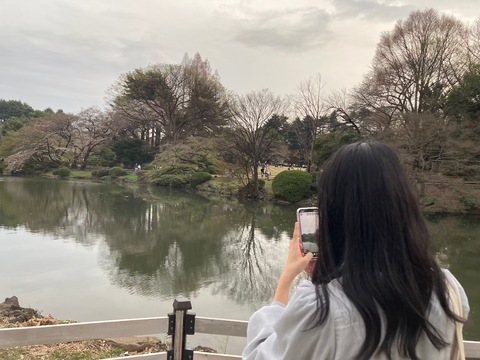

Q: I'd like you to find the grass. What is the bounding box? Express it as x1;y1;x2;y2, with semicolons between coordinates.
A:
69;170;94;179
0;347;124;360
262;177;274;193
203;176;242;191
122;173;139;182
50;349;124;360
42;170;93;180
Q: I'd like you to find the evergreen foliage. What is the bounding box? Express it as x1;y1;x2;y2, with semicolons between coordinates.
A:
190;172;212;187
91;169;110;178
142;163;154;170
272;170;313;203
109;167;127;178
152;174;190;187
149;165;194;187
53;167;70;178
314;131;361;167
112;139;155;168
0;100;34;120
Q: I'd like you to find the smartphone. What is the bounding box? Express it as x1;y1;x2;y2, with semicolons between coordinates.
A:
296;207;319;258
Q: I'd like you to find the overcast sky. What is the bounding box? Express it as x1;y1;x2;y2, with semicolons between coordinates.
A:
1;0;478;113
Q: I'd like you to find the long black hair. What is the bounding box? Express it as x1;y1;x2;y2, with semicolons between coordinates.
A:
311;141;462;360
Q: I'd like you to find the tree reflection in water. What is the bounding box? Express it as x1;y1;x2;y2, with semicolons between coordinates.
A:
1;178;478;337
211;205;294;309
0;178;292;305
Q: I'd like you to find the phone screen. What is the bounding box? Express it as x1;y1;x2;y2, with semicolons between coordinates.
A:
297;207;319;257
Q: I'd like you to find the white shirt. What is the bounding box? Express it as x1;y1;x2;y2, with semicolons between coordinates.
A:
243;269;469;360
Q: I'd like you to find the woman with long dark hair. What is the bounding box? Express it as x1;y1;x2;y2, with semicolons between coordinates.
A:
243;141;468;360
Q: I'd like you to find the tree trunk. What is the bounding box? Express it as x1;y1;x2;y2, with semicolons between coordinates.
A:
253;161;259;198
80;148;93;170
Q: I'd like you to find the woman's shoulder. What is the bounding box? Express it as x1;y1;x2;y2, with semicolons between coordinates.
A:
289;279;354;317
441;268;470;317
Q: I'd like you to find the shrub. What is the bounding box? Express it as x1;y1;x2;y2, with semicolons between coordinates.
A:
190;172;212;187
142;163;154;170
460;195;478;212
245;178;265;191
157;165;195;176
272;170;313;203
55;167;70;178
91;169;110;178
258;178;265;190
109;167;127;178
421;196;438;207
152;174;189;187
309;171;319;191
88;147;117;167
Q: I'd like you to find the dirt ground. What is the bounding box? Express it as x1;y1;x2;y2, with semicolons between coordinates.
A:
417;174;480;214
0;313;217;359
0;314;169;359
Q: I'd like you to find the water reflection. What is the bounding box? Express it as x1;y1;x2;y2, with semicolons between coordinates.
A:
0;178;295;308
427;215;480;340
0;178;478;339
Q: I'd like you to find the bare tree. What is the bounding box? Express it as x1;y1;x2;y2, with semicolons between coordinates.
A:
6;113;76;172
466;18;480;68
292;74;328;172
71;107;116;170
228;89;287;198
352;9;469;171
362;9;466;115
326;89;362;134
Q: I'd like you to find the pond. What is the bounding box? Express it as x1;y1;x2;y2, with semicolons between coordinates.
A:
0;177;478;353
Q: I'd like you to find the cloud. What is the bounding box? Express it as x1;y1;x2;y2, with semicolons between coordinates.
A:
0;0;477;112
221;6;334;51
333;0;415;22
218;0;417;52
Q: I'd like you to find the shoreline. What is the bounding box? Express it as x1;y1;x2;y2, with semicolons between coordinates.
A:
2;171;480;215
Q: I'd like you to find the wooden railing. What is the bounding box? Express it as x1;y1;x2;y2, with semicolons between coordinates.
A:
0;298;479;359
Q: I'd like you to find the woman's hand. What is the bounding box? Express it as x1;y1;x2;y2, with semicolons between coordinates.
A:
273;222;314;305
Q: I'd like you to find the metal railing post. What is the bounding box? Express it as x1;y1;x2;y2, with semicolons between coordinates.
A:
167;298;195;360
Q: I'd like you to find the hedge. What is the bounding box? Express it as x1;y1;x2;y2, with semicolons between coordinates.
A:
190;172;212;187
272;170;313;203
109;167;127;178
152;174;189;187
54;167;70;178
91;169;110;178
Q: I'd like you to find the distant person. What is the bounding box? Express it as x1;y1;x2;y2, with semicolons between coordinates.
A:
243;141;468;360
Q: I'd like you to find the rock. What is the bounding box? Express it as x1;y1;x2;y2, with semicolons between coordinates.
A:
3;307;43;323
0;296;20;311
0;296;44;323
105;336;165;352
194;345;217;353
